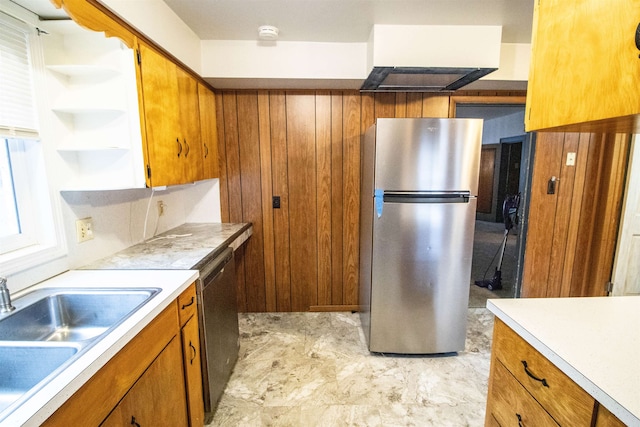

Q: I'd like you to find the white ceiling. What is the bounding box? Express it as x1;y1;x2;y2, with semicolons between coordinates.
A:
17;0;534;44
162;0;534;44
9;0;531;118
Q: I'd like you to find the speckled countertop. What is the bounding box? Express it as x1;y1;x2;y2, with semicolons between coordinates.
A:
82;223;252;271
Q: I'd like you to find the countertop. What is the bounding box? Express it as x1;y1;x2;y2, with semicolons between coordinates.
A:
487;296;640;427
1;269;198;427
81;222;252;270
2;222;252;426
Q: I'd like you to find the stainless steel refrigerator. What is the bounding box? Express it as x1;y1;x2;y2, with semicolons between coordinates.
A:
359;118;483;354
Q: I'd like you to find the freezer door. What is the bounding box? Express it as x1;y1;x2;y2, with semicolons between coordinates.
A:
369;198;476;354
373;118;482;193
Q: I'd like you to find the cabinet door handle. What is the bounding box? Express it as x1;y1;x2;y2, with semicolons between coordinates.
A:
184;139;190;157
176;138;183;157
181;296;194;309
521;360;549;387
516;413;523;427
189;341;197;364
204;143;209;158
131;415;141;426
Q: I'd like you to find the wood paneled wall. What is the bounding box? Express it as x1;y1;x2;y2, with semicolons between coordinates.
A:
521;132;630;297
216;90;463;312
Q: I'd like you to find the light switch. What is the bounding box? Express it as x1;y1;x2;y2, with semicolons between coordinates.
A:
566;152;576;166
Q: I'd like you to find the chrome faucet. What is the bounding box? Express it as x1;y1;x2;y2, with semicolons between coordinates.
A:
0;276;15;313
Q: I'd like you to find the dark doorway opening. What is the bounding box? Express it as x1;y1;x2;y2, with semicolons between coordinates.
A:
496;135;524;223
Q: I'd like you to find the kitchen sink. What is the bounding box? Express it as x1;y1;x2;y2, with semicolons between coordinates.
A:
0;288;160;342
0;287;160;422
0;343;81;414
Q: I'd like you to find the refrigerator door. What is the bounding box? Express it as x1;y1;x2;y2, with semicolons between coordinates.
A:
368;197;476;354
374;118;482;193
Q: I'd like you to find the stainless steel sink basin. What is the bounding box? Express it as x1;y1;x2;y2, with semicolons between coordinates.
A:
0;343;81;414
0;288;160;342
0;287;160;422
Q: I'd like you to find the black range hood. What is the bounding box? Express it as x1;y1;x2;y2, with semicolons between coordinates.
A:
360;66;498;92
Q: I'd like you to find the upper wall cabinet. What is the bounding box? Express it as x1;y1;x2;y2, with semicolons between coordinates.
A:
525;0;640;133
198;83;220;180
48;0;218;189
136;43;204;187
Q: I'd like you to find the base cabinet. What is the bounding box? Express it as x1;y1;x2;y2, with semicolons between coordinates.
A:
101;337;187;426
178;284;205;426
42;284;201;426
485;319;626;426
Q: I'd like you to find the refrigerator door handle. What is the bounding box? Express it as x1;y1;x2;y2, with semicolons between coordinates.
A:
383;191;472;204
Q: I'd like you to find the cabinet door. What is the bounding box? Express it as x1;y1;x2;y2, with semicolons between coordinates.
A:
137;43;183;187
198;83;219;179
525;0;640;133
102;337;188;426
182;315;205;426
177;68;204;183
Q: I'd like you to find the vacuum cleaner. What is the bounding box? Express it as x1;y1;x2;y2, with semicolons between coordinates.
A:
475;193;521;291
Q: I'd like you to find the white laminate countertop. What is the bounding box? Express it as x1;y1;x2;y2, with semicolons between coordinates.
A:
487;296;640;427
0;269;198;427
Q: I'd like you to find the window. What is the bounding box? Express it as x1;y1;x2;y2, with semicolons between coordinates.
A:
0;9;65;273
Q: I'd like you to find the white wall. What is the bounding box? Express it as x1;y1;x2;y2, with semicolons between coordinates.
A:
481;110;526;145
5;3;220;293
100;0;202;73
60;181;221;269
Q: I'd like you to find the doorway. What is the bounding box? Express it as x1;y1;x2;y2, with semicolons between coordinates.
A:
452;99;532;306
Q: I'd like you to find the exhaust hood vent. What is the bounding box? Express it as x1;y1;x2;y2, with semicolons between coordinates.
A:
363;25;502;92
360;66;497;92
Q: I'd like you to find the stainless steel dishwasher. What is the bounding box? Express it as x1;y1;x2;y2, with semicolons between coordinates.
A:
195;246;239;422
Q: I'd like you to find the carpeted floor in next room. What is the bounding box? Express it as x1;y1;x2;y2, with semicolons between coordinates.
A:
468;220;518;308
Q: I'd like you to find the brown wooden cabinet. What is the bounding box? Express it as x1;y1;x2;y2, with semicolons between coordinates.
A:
198;83;220;180
177;284;205;426
53;0;217;189
137;43;204;187
486;319;626;427
101;337;188;427
525;0;640;133
596;405;627;427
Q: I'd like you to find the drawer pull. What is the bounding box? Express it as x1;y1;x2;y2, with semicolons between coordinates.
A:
189;340;197;364
516;413;523;427
131;416;141;426
521;360;549;387
181;296;195;309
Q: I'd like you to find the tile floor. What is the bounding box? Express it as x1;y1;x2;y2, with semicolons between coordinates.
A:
209;309;494;426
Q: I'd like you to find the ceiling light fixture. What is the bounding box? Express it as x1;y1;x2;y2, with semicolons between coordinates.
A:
258;25;279;41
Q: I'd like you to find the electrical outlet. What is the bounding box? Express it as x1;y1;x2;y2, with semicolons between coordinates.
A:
157;200;165;216
76;217;94;243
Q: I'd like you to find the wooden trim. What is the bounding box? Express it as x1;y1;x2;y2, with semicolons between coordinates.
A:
449;96;527;118
53;0;215;91
309;305;360;312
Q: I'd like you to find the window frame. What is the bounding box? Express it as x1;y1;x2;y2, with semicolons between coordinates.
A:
0;6;67;277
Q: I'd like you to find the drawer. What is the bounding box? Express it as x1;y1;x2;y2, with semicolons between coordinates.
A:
493;319;596;426
177;282;197;326
489;360;559;427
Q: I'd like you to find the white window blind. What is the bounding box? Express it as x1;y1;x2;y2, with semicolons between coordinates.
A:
0;12;38;138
